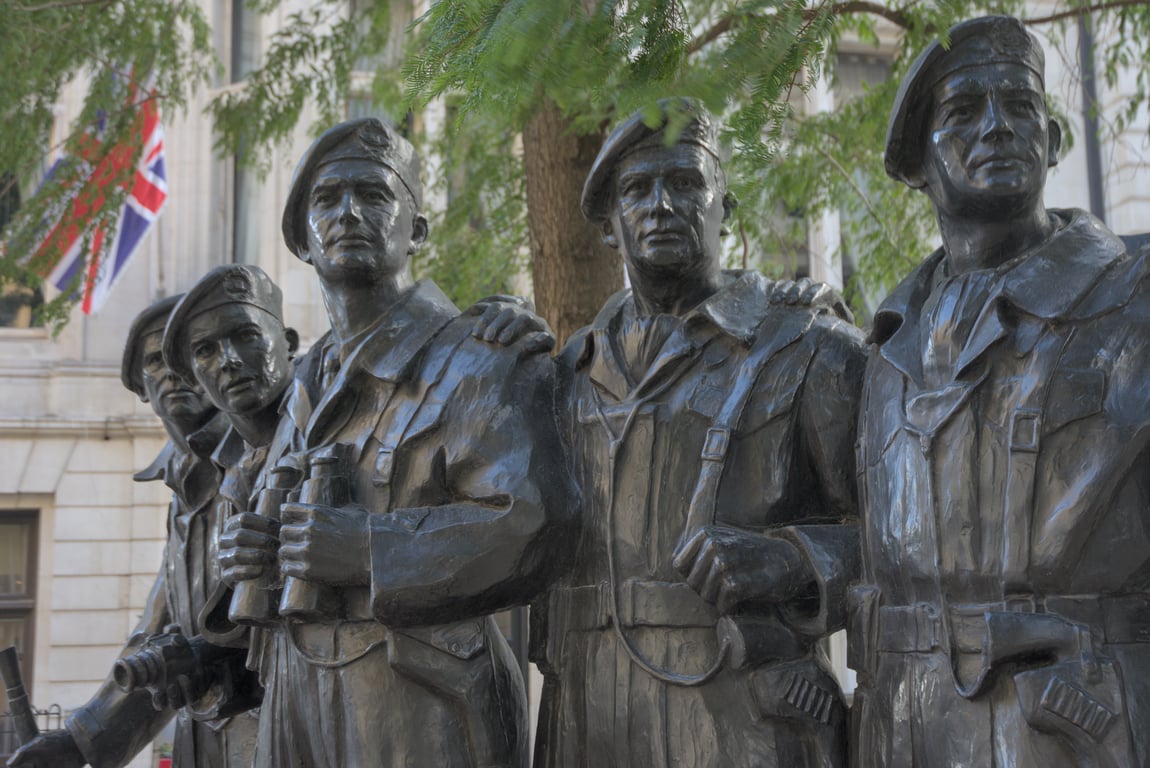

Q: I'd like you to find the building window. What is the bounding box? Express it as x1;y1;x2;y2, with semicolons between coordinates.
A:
0;511;38;696
0;175;45;329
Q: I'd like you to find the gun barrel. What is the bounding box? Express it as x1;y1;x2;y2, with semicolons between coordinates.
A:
0;646;39;744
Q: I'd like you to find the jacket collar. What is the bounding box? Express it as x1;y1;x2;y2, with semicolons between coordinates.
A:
134;410;230;485
134;441;176;484
343;279;459;384
574;271;786;400
870;209;1135;382
303;279;459;444
210;424;248;476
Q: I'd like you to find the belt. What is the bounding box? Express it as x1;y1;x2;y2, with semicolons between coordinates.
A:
551;580;719;631
342;586;373;621
877;594;1150;653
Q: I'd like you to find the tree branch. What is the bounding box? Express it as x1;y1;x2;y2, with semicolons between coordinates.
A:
811;1;911;29
1025;0;1150;25
689;1;911;54
811;140;899;255
13;0;112;11
690;0;1150;54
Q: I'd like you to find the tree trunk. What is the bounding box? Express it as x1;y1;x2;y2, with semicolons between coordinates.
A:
523;99;622;348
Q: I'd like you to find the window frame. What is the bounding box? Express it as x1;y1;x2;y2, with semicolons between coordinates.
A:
0;509;39;706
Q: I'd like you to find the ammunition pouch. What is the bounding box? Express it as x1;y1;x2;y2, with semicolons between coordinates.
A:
870;593;1148;765
748;657;847;768
1015;659;1136;768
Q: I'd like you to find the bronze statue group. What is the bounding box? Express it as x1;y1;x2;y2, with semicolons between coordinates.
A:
11;16;1150;768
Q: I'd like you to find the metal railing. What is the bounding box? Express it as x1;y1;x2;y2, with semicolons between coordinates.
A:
0;704;63;758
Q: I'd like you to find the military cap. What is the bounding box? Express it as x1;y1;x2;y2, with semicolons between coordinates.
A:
121;294;183;398
885;15;1045;187
582;98;724;223
282;117;422;259
162;264;284;384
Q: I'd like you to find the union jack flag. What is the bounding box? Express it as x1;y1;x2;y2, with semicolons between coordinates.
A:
33;79;168;315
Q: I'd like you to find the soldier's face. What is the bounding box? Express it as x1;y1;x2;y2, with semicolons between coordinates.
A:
304;160;424;283
921;62;1057;219
139;331;214;430
185;304;294;416
607;143;726;278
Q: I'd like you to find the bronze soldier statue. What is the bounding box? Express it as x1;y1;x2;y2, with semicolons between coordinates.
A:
160;264;305;743
218;117;574;767
851;16;1150;767
162;265;304;612
9;296;259;768
531;101;866;767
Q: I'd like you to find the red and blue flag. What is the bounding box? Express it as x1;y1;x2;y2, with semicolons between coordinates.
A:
33;79;168;315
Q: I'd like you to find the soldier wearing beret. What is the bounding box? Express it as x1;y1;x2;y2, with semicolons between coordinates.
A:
218;117;574;767
851;16;1150;766
531;100;865;767
161;263;303;644
163;264;300;461
10;296;257;768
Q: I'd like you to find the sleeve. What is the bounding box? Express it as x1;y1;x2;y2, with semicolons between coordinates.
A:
773;317;867;636
367;339;578;627
65;562;174;768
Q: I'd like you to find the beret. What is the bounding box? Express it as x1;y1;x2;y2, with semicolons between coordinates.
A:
121;294;183;397
885;15;1045;186
282;117;422;258
162;264;283;384
582;98;723;223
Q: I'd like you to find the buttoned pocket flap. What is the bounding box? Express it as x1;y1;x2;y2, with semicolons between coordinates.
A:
1045;368;1105;433
686;382;724;420
738;360;807;435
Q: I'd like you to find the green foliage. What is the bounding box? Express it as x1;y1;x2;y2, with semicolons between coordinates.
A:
8;0;1150;327
1;0;213;332
208;0;394;171
411;106;529;307
402;0;1150;320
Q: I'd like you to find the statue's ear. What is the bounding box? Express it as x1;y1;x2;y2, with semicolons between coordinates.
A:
720;192;738;235
296;237;315;265
1047;118;1062;168
406;213;429;256
412;213;429;246
601;219;619;250
285;327;300;355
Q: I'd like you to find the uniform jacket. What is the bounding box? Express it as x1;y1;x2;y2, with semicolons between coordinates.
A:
535;271;865;768
65;412;259;768
853;209;1150;767
253;279;574;768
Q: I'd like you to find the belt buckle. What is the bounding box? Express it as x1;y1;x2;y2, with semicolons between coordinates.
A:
1004;594;1039;613
701;427;731;461
915;603;941;651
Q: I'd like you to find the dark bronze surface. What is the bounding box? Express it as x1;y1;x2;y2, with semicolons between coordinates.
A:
531;100;866;768
217;117;574;767
851;16;1150;767
9;294;262;768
